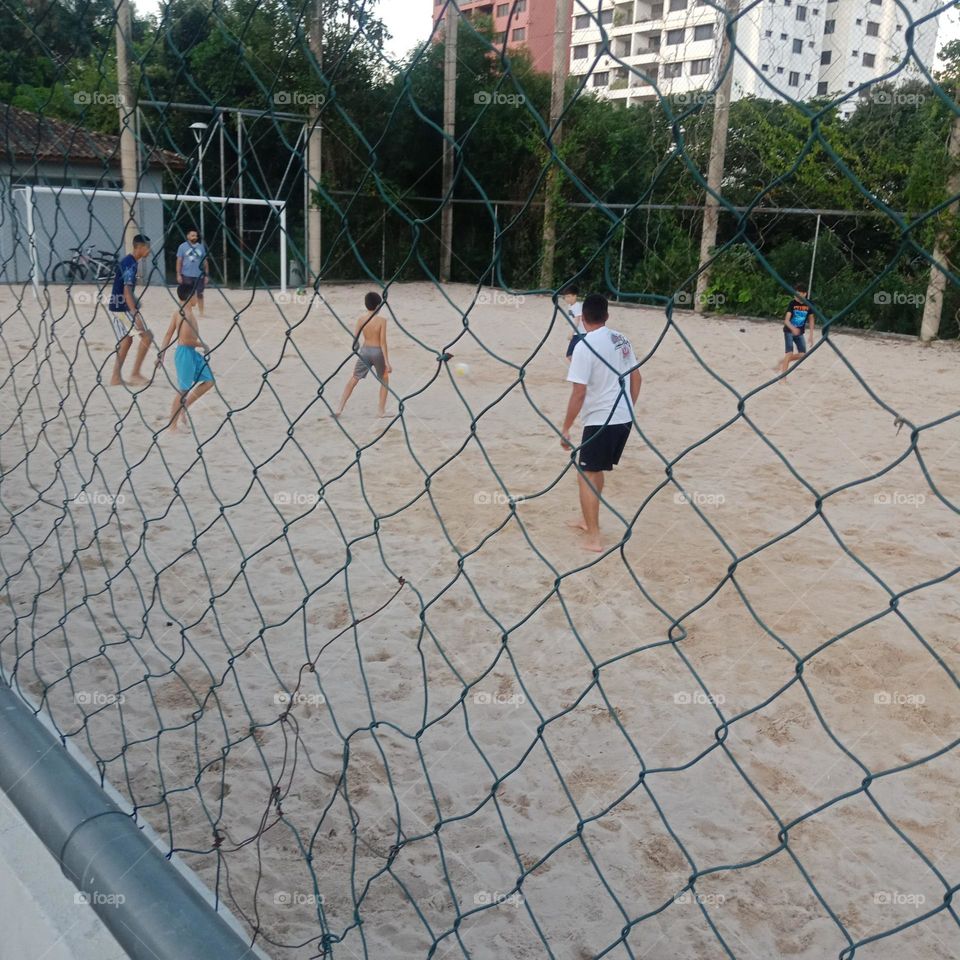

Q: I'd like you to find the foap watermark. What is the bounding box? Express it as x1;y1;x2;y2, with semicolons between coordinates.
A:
673;691;725;706
474;490;524;507
276;291;316;307
474;91;526;107
874;890;926;906
869;90;926;107
874;291;924;306
273;890;324;906
274;690;325;707
674;91;717;107
674;490;725;507
74;490;125;506
476;289;525;307
75;690;125;707
675;290;726;307
274;491;321;507
873;491;925;508
874;690;926;708
71;290;108;306
473;890;524;909
274;91;326;107
473;690;527;708
74;891;125;907
674;890;726;906
74;91;126;107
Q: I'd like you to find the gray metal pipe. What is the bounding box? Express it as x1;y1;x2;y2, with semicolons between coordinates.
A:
0;679;260;960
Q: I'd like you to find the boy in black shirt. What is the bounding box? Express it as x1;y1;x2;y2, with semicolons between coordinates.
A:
775;283;815;376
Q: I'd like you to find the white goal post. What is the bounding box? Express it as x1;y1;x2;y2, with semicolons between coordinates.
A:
14;186;288;297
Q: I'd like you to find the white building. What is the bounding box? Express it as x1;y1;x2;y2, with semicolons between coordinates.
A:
568;0;942;114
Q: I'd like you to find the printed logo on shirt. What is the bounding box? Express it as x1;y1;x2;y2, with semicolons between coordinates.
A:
610;331;632;360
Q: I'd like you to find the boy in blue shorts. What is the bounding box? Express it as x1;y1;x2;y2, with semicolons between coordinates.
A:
775;282;816;376
107;233;154;386
157;283;215;432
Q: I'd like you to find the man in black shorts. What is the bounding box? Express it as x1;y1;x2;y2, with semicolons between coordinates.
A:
561;293;641;552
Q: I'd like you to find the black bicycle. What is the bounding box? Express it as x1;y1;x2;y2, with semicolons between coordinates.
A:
50;246;118;283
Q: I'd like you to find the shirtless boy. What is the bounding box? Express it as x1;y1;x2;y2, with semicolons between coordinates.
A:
156;283;215;432
335;292;392;418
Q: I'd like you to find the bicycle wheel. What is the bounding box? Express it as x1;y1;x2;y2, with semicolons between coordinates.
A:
51;261;83;284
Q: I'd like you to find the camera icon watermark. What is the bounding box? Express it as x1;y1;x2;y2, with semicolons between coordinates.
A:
274;690;326;706
274;91;326;107
273;491;321;507
873;690;926;707
472;690;527;708
870;90;925;106
872;491;925;508
874;291;924;306
474;890;524;908
475;290;525;307
673;691;725;706
74;91;126;107
474;91;526;107
273;890;324;906
75;691;125;706
674;490;725;507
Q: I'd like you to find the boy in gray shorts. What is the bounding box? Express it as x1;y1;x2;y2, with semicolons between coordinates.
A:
335;292;392;418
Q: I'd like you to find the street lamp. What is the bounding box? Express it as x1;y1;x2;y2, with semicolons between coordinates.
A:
190;121;209;241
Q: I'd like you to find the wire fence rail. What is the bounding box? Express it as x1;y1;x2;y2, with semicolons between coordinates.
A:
1;1;959;958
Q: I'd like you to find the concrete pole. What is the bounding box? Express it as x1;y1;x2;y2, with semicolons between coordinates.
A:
440;3;458;284
920;107;960;342
694;0;739;313
538;0;573;290
307;0;323;285
114;0;139;255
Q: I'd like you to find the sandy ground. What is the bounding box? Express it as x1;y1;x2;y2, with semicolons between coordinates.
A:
0;280;958;960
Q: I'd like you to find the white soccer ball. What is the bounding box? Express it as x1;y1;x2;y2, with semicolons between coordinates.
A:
453;362;470;377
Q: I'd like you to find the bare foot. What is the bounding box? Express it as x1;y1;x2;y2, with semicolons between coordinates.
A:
377;411;391;419
582;537;604;553
128;374;150;386
566;519;588;533
109;377;126;387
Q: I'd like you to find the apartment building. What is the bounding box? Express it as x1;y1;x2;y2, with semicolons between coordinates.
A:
568;0;942;113
432;0;565;71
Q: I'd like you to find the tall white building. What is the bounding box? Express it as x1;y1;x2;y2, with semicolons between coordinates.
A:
568;0;942;115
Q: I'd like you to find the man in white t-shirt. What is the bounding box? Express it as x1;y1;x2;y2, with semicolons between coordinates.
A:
561;293;641;552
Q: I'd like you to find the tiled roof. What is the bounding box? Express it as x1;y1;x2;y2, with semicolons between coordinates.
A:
1;104;185;171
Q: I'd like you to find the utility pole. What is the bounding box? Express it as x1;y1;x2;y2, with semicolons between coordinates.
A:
920;105;960;342
307;0;323;286
539;0;573;290
694;0;739;313
440;2;458;283
115;0;139;254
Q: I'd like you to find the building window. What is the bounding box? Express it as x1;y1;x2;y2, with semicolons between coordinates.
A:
818;81;828;95
599;9;613;24
867;21;879;36
515;0;526;11
863;52;875;67
512;26;525;40
573;44;589;59
593;71;609;86
694;23;714;41
689;58;711;75
788;70;799;86
780;32;788;40
663;61;682;78
765;29;772;37
666;28;685;44
574;13;591;29
796;6;806;21
669;0;687;10
777;66;784;74
870;0;881;4
821;50;831;64
792;38;803;53
497;2;508;15
494;31;506;43
762;63;769;71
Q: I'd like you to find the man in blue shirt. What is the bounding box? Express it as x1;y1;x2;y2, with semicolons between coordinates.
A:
107;233;153;386
176;229;209;316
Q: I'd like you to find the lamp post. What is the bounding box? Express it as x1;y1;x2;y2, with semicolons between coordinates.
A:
190;121;209;242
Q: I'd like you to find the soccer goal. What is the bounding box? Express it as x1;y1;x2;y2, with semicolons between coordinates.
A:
12;185;288;295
